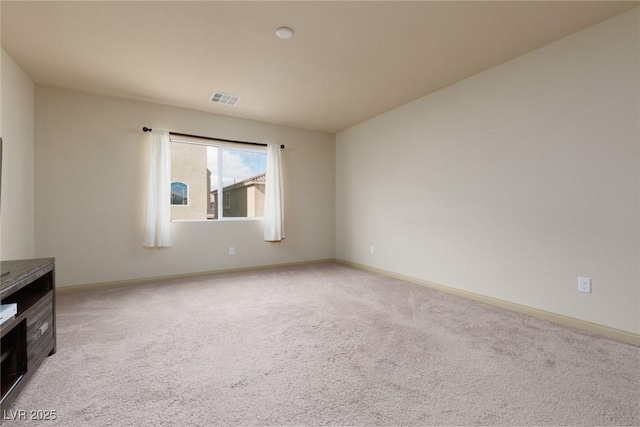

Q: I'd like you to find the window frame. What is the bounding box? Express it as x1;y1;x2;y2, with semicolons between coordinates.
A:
170;135;267;222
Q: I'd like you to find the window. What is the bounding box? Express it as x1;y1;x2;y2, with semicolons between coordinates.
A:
170;182;188;205
170;137;267;221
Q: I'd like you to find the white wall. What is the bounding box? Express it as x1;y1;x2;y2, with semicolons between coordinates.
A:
1;49;35;260
35;87;335;286
336;8;640;334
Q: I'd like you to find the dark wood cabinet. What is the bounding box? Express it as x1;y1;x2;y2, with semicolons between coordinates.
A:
1;258;56;409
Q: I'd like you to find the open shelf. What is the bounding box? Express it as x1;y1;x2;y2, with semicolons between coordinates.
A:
0;320;27;404
3;275;52;316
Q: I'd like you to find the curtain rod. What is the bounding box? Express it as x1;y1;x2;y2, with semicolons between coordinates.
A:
142;127;284;149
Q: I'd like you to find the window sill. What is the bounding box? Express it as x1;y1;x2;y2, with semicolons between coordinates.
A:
171;217;264;223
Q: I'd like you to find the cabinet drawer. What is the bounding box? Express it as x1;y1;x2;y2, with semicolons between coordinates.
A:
26;292;53;363
27;328;53;366
25;292;52;332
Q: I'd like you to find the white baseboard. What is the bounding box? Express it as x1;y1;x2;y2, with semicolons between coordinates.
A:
335;259;640;347
56;258;336;293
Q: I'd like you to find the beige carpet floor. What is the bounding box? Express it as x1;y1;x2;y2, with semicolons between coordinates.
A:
3;262;639;426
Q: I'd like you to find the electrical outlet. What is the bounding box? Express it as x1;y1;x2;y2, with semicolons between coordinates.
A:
578;277;591;293
370;245;375;255
229;246;235;256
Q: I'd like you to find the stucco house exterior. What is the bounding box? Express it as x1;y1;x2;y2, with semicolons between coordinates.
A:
210;173;265;219
170;142;211;220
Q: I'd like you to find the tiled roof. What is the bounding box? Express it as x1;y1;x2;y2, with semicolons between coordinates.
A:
211;173;266;194
244;173;266;183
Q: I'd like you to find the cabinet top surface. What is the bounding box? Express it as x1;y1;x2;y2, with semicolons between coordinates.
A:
1;258;55;293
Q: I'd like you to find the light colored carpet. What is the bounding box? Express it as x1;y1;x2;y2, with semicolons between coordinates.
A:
3;262;639;426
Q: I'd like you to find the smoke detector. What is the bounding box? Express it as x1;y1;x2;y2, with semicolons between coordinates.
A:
210;92;241;106
276;27;294;39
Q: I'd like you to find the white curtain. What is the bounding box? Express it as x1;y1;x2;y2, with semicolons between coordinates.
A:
264;143;285;242
143;129;172;248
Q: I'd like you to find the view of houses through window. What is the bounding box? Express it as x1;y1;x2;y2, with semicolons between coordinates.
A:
170;140;267;220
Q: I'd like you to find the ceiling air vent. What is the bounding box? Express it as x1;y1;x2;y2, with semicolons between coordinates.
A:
210;91;241;106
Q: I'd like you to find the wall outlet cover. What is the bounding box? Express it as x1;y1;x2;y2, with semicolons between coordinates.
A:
578;276;591;293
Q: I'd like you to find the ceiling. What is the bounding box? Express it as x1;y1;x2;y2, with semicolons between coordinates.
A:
2;1;638;133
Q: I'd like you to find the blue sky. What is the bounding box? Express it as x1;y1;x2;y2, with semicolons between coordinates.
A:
207;146;267;190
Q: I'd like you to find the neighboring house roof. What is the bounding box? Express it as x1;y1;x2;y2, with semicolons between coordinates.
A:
211;173;266;195
248;173;266;183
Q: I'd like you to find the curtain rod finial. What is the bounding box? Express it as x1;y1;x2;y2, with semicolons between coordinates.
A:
143;127;152;132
